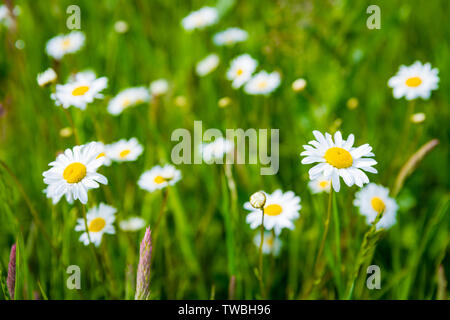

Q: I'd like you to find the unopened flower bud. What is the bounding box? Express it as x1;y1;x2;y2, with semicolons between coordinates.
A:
250;191;266;209
292;78;307;92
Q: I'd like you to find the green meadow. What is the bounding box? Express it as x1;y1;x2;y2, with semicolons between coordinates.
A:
0;0;448;300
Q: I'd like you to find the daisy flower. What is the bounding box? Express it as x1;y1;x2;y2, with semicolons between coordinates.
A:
138;164;181;193
37;68;57;87
227;54;258;88
213;28;248;46
51;71;107;110
253;232;282;256
150;79;169;97
107;138;143;163
308;176;331;194
181;7;218;31
244;71;281;95
199;137;234;163
301;131;377;192
75;203;116;247
353;183;398;230
119;217;146;232
244;190;301;235
388;61;439;100
46;31;85;60
107;87;150;115
95;142;112;166
42;142;108;204
196;53;220;76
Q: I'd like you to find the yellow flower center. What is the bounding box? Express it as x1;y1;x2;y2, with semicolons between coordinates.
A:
319;181;329;188
72;86;90;96
264;204;283;216
122;98;132;107
154;175;166;184
96;152;106;159
266;236;274;246
405;76;422;87
119;149;131;158
62;39;71;49
88;217;106;232
236;68;243;76
63;162;87;183
257;81;268;89
371;197;386;214
324;147;353;169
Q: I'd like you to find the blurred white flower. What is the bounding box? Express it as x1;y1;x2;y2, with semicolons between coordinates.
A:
181;7;218;31
107;138;144;163
114;20;129;33
253;232;282;256
196;54;220;76
388;61;439;100
150;79;169;96
226;54;258;89
119;217;146;232
213;28;248;46
308;176;331;194
107;87;150;115
138;165;181;193
199;137;233;163
292;78;307;92
244;71;281;95
37;68;57;87
46;31;85;60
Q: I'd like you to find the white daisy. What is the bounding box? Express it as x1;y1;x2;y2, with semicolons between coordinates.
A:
253;232;282;256
388;61;439;100
42;142;108;205
199;137;234;163
37;68;57;87
213;28;248;46
95;142;112;166
226;54;258;89
138;164;181;192
308;176;331;194
353;183;398;230
301;131;377;192
51;71;107;110
107;138;143;163
119;217;146;232
244;190;301;236
75;203;116;247
181;7;218;31
196;53;220;76
107;87;150;115
244;71;281;95
46;31;85;60
150;79;169;97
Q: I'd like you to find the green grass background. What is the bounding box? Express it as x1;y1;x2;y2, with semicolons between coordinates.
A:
0;0;448;299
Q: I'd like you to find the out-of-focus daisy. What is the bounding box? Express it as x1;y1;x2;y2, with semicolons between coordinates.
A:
181;7;218;31
43;142;108;204
244;190;301;235
213;28;248;46
244;71;281;95
411;112;426;123
75;203;116;247
107;87;150;115
119;217;146;232
37;68;57;87
353;183;398;230
114;20;129;33
308;176;331;194
226;54;258;88
138;165;181;192
292;78;307;92
301;131;377;192
51;71;107;110
196;54;220;76
388;61;439;100
95;142;112;166
150;79;169;97
107;138;143;163
46;31;85;60
199;137;234;163
253;232;282;256
0;5;19;28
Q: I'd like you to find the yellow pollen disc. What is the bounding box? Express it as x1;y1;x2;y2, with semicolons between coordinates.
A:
405;76;422;87
264;204;283;216
371;197;386;214
236;69;243;76
258;81;268;89
88;217;106;232
63;162;87;183
266;237;274;246
324;147;353;169
96;152;106;159
319;181;329;188
72;86;90;96
122;98;131;107
62;39;71;49
119;149;131;158
154;175;166;184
